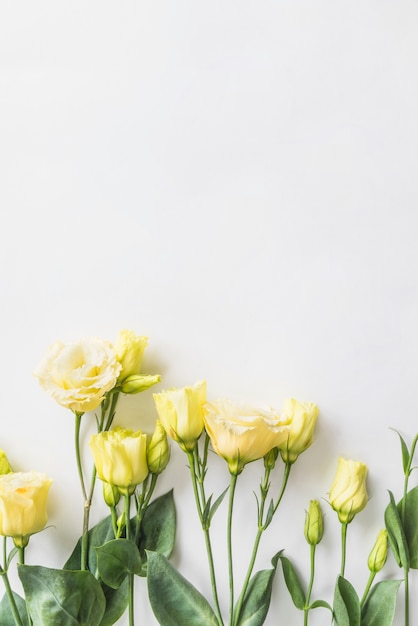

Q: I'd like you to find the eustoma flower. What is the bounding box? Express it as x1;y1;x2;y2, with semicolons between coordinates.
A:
0;471;52;547
278;398;319;463
153;380;206;452
329;457;368;523
33;337;121;413
204;399;290;475
114;330;161;394
89;427;149;495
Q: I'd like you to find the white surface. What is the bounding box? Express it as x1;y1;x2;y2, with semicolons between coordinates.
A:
1;1;418;624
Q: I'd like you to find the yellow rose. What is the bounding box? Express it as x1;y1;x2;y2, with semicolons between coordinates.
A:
278;398;319;463
34;337;122;413
153;381;206;452
114;330;149;382
329;457;368;523
147;419;170;475
89;427;148;494
0;472;52;547
204;399;290;475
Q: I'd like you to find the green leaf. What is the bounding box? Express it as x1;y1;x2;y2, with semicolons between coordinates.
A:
202;487;229;528
361;579;402;626
384;491;410;569
146;551;219;626
0;591;29;626
397;485;418;569
98;579;129;626
235;553;280;626
390;428;411;475
333;576;361;626
309;599;333;612
64;515;114;572
137;489;176;576
279;555;306;610
96;539;142;589
18;565;106;626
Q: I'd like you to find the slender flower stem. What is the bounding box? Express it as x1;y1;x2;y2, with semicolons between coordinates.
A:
303;544;316;626
125;494;135;626
134;473;159;545
360;571;375;607
187;450;224;626
0;569;23;626
233;462;292;625
340;522;348;578
227;473;238;626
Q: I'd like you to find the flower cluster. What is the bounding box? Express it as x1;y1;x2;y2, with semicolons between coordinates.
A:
0;330;414;626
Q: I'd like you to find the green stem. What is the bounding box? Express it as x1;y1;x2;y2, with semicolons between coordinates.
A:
303;544;316;626
187;450;224;626
340;522;348;578
0;570;24;626
404;565;409;626
125;494;135;626
399;433;417;626
103;392;120;432
134;473;159;544
360;570;375;607
227;473;238;626
233;462;291;625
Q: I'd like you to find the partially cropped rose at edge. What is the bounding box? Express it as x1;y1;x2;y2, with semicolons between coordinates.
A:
89;427;149;495
278;398;319;464
0;471;52;546
153;380;206;452
204;399;290;475
33;337;122;413
329;457;368;523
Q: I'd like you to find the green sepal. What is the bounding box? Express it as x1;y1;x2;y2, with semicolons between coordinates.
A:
202;487;229;529
279;554;306;610
235;551;280;626
137;489;176;575
333;576;361;626
384;491;410;569
96;539;142;589
18;564;106;626
0;591;29;626
146;551;219;626
397;485;418;569
361;579;402;626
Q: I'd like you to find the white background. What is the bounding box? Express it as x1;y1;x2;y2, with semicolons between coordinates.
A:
1;1;418;624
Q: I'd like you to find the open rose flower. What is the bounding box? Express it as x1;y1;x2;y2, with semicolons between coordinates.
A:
34;337;121;413
0;471;52;547
204;399;290;475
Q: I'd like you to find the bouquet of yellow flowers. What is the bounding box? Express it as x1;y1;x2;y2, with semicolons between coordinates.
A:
0;329;415;626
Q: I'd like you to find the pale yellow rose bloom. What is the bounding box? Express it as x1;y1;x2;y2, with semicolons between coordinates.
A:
367;529;388;573
34;337;122;413
204;399;290;475
89;427;148;494
153;381;206;452
114;330;149;382
0;472;52;546
278;398;319;463
329;457;368;523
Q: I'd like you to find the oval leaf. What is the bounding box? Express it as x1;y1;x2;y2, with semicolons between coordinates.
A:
333;576;361;626
64;515;114;572
280;555;306;610
96;539;142;589
0;591;29;626
397;485;418;569
146;551;218;626
18;564;106;626
384;491;410;569
235;566;277;626
137;490;176;576
361;580;402;626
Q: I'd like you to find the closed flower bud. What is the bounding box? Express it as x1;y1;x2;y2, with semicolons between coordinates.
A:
89;427;149;495
147;420;170;475
154;381;207;452
278;398;319;464
367;529;388;573
114;330;148;382
264;447;279;471
304;500;324;545
121;374;161;395
329;457;368;524
0;450;13;475
103;482;120;507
